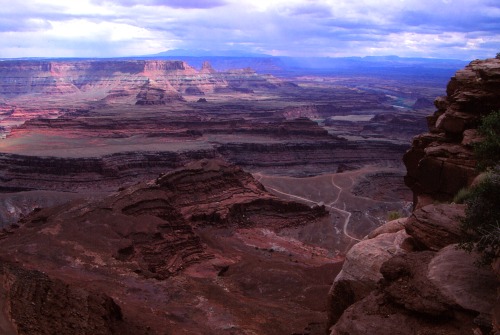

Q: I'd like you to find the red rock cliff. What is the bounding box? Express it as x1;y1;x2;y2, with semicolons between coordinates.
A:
403;58;500;207
327;58;500;335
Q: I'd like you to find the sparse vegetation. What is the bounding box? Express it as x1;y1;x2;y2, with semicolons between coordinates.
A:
458;172;500;265
496;52;500;59
452;187;472;204
457;111;500;265
473;110;500;171
387;211;402;221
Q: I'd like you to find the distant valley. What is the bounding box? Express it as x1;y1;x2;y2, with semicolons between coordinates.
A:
0;56;472;334
0;57;463;233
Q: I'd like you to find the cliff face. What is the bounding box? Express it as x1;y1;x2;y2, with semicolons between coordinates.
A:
404;58;500;207
0;60;286;102
328;58;500;334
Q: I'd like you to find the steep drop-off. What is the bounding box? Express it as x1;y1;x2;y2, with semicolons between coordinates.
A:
327;58;500;334
404;57;500;207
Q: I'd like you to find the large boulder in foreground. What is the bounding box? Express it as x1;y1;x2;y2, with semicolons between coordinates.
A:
404;203;464;250
330;245;497;335
327;221;412;326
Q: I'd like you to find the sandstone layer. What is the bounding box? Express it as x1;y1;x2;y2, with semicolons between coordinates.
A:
329;58;500;335
0;159;342;334
404;58;500;207
328;204;498;335
0;60;290;99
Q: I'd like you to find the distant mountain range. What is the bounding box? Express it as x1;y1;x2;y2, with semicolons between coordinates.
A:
0;49;470;78
137;50;470;78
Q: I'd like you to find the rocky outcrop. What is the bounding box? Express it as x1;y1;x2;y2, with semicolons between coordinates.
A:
217;139;409;176
0;261;136;335
404;58;500;207
0;149;218;193
0;114;410;195
331;245;496;335
0;159;338;334
327;224;412;326
404;203;464;250
328;58;500;335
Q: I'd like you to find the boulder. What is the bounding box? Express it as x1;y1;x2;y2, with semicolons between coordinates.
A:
366;217;406;239
327;229;411;326
427;245;497;315
405;203;464;251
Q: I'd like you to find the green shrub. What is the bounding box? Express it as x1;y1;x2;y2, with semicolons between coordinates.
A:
473;110;500;171
453;187;472;204
387;211;402;221
458;173;500;265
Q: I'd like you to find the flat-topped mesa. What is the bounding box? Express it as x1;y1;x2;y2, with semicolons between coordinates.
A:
403;57;500;207
143;60;195;73
0;60;196;97
0;59;285;98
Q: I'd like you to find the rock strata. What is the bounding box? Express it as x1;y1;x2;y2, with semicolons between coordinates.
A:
0;159;338;334
404;203;464;250
329;58;500;335
404;58;500;207
0;59;294;100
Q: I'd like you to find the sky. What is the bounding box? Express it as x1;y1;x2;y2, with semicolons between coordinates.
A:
0;0;499;60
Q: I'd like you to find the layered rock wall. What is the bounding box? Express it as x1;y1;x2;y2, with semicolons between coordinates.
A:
404;58;500;207
0;159;335;334
0;60;289;100
328;58;500;334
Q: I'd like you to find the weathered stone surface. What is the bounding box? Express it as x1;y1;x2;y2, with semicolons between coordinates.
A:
330;248;497;335
329;290;478;335
381;251;457;317
0;60;294;98
366;218;406;239
0;261;135;335
462;129;483;147
427;245;497;315
0;159;339;334
404;203;464;251
330;58;500;335
404;58;500;207
327;229;410;326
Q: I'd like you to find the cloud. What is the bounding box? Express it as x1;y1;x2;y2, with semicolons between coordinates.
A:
0;17;52;32
91;0;227;9
0;0;499;59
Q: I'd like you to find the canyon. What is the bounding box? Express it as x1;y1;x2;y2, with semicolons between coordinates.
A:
0;56;496;334
0;58;439;226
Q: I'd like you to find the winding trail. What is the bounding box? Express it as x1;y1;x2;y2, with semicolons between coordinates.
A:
262;176;362;242
328;176;361;242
